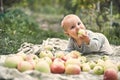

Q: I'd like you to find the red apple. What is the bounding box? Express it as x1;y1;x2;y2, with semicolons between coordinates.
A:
61;56;67;62
50;61;65;74
53;58;65;64
4;55;23;68
61;55;72;62
103;68;118;80
65;64;81;75
17;60;34;72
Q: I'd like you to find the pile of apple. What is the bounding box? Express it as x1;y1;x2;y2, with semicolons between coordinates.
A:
3;49;120;79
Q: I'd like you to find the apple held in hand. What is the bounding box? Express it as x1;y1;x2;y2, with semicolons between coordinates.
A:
65;64;81;75
78;29;86;36
4;55;23;68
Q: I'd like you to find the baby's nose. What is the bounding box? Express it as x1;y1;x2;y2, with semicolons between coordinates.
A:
76;25;80;30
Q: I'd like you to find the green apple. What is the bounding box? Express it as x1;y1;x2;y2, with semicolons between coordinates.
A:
78;56;87;63
4;55;24;68
96;59;105;67
39;50;53;58
101;55;110;61
78;29;85;36
81;63;91;72
41;57;52;66
65;58;81;67
35;60;50;73
65;64;81;75
17;60;34;72
54;51;65;58
93;65;104;75
88;61;96;69
117;62;120;71
44;45;54;51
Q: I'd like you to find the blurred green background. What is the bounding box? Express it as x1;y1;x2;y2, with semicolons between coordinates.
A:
0;0;120;55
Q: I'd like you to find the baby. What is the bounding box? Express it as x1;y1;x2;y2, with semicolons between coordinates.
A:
61;14;113;55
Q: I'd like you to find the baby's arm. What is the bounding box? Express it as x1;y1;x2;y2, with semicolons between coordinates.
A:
87;33;104;52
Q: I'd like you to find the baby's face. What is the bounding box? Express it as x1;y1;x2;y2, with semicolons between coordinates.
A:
61;14;86;40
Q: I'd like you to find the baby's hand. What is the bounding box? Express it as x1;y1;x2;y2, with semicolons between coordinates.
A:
78;29;90;45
